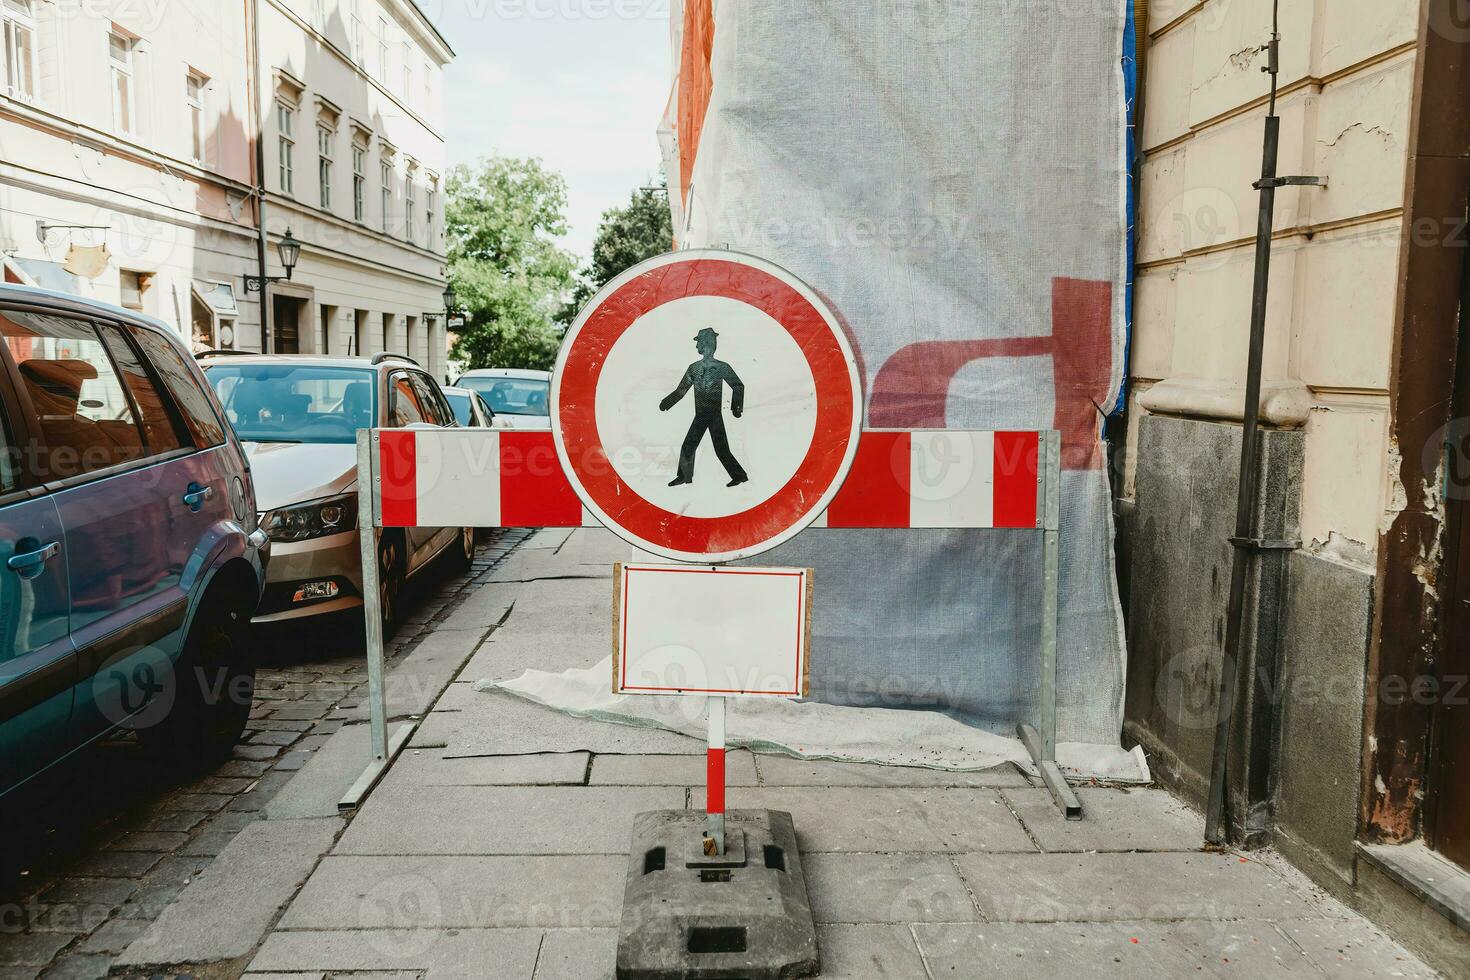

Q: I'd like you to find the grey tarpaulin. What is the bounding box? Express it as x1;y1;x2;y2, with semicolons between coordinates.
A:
486;2;1138;779
659;2;1131;749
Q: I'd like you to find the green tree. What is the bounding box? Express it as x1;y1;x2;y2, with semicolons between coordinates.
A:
446;156;578;371
561;176;674;323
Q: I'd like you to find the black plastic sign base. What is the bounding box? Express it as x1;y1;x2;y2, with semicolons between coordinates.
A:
616;809;819;979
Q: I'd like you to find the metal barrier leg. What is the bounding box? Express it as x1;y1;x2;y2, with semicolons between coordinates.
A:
341;429;407;810
1018;431;1081;820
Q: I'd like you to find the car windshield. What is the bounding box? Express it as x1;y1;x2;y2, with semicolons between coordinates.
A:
204;364;376;444
458;377;549;417
444;391;474;426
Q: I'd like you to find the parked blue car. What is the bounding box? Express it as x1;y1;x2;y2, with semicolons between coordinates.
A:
0;285;268;796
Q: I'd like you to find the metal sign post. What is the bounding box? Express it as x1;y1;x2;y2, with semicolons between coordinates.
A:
339;429;412;811
1014;431;1080;819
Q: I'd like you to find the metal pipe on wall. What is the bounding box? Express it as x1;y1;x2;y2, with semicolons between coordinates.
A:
248;0;270;354
1204;0;1284;846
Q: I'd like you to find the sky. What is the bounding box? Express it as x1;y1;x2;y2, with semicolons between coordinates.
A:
424;0;672;264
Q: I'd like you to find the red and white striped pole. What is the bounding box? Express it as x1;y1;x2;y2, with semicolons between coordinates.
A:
705;695;726;854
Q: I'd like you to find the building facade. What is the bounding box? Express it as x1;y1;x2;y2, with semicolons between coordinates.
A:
0;0;453;378
0;0;258;349
256;0;452;379
1124;0;1468;972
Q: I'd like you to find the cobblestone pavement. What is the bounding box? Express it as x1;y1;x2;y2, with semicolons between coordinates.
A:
0;528;531;980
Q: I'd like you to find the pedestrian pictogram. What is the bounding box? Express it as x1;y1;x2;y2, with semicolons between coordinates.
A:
660;327;748;488
551;249;863;563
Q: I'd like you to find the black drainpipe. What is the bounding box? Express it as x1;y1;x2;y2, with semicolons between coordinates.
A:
1204;0;1324;844
249;0;271;354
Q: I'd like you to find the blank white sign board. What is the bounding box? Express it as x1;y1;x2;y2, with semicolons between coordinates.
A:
614;563;812;698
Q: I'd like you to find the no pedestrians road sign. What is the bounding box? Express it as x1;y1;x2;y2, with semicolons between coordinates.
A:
551;250;863;563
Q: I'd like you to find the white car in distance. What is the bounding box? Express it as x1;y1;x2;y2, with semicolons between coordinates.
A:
452;368;552;431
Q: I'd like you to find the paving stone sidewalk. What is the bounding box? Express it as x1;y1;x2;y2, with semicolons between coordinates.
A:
232;529;1441;979
0;529;530;980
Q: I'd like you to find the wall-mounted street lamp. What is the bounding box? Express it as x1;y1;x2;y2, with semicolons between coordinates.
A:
426;282;459;321
243;229;301;293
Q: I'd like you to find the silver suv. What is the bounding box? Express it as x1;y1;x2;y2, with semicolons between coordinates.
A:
198;351;473;629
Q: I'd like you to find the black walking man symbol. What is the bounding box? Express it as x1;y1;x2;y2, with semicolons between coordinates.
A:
659;327;749;488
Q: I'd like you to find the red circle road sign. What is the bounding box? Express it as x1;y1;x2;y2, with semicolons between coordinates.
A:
552;250;863;563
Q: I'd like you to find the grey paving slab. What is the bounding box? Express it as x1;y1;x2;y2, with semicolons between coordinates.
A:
815;924;929;979
914;921;1216;977
756;755;1031;788
1276;917;1441;977
589;751;757;786
434;582;519;634
266;723;412;819
242;974;326;980
408;712;459;748
334;786;685;855
530;929;616;979
390;751;590;786
248;928;541;979
443;692;704;758
689;787;1035;854
1002;786;1204;853
954;852;1323;923
461;634;605;687
279;855;624;929
805;853;978;924
115;816;343;967
429;682;481;712
349;631;489;722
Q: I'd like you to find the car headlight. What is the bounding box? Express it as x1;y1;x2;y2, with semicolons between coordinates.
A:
261;493;358;542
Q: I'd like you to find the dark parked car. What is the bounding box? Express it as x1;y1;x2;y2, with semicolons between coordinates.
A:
0;286;268;796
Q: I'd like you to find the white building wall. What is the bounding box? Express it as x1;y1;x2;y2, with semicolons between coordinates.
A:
259;0;452;380
0;0;259;349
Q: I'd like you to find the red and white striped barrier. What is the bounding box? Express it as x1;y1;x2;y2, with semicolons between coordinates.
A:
371;429;1047;531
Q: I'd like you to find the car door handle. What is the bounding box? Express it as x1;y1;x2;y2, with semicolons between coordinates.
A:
182;483;214;512
7;541;59;578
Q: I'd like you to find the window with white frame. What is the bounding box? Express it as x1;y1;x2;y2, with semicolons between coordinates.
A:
349;0;363;62
380;158;392;233
404;167;415;241
400;41;410;97
376;17;388;81
3;0;37;101
421;61;431;114
425;176;436;249
276;101;296;195
109;31;135;135
317;124;334;210
311;0;325;31
186;70;208;163
352;138;367;222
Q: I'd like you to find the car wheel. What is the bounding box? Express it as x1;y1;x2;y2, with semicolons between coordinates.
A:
138;593;255;772
378;532;406;633
449;526;475;571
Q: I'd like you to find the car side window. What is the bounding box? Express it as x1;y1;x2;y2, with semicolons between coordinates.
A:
129;326;226;447
96;323;187;456
0;310;147;480
388;372;427;426
410;373;450;426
